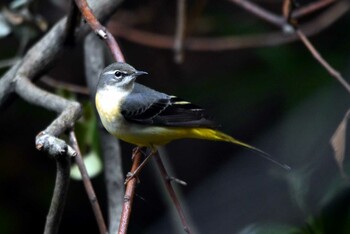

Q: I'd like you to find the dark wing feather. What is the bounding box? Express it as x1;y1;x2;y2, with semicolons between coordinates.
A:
121;83;217;128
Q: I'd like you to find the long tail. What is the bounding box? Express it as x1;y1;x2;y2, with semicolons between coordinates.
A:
190;128;291;170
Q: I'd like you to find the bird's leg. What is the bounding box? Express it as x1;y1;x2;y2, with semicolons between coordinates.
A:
125;147;156;184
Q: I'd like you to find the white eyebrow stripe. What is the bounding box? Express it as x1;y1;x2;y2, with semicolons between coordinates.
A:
104;70;117;75
104;70;128;75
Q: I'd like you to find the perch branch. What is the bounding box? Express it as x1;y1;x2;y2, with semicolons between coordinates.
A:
69;131;108;234
118;148;143;234
154;153;191;234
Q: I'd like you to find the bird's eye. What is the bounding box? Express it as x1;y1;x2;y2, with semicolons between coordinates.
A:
114;71;123;79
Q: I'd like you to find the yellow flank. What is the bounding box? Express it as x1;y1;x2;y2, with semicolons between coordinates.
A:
112;124;255;151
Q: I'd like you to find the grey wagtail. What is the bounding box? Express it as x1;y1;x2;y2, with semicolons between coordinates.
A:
95;62;290;170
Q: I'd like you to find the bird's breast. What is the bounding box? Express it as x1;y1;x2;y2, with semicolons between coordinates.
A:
95;88;128;134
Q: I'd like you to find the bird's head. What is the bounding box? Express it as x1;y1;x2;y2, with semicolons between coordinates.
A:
98;62;148;91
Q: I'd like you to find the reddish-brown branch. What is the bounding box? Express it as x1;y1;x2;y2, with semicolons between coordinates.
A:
74;0;125;62
69;131;108;234
118;148;143;234
106;31;125;62
295;29;350;94
154;153;191;234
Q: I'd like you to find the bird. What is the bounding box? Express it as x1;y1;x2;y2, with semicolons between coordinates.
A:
95;62;290;171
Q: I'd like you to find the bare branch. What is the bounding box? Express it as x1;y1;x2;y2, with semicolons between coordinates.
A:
0;0;124;108
44;151;72;234
14;76;82;155
118;147;143;234
69;131;108;234
229;0;286;28
74;0;125;62
154;152;191;234
292;0;336;18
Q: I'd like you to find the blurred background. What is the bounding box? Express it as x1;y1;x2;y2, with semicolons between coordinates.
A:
1;0;350;233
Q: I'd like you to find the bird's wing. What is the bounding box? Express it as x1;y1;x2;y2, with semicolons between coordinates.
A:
121;83;217;128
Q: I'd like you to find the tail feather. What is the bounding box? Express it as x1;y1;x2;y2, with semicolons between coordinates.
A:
190;128;291;170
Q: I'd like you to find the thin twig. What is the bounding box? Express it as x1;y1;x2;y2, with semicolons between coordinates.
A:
40;76;90;95
69;131;108;234
228;0;285;28
174;0;186;63
295;29;350;94
74;0;125;62
118;147;143;234
154;152;191;234
44;151;71;234
292;0;335;19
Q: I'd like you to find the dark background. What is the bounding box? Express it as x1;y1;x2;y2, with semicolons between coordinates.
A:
1;0;350;233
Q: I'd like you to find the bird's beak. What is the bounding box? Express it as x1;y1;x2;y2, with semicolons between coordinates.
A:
134;70;148;77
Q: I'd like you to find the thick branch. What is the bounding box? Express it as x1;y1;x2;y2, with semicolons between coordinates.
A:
0;0;124;107
44;153;71;234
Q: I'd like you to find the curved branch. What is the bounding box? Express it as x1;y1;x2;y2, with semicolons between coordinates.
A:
44;152;71;234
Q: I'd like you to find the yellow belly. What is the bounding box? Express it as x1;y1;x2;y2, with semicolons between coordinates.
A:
113;125;193;147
